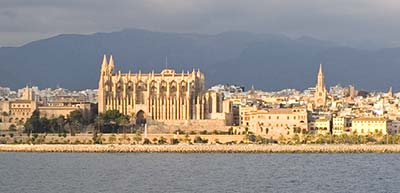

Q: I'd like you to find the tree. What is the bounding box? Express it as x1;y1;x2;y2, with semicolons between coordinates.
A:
24;110;41;136
193;136;208;144
255;135;265;144
291;134;300;144
49;118;59;133
278;134;286;144
108;134;116;144
57;116;66;134
39;117;51;133
132;133;142;144
116;116;129;133
158;136;167;144
96;110;131;133
143;138;151;144
67;110;84;135
183;134;191;144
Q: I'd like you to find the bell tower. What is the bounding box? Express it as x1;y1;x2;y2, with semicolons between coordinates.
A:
314;63;327;107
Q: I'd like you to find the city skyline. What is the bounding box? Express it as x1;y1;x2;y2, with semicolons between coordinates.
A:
2;55;398;139
0;61;396;93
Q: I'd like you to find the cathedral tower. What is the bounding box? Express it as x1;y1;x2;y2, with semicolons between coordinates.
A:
98;54;110;113
314;64;327;107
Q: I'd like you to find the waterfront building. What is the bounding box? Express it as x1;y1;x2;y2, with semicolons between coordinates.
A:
315;117;331;135
0;86;96;130
38;101;94;120
351;117;387;135
0;87;37;129
241;106;308;137
388;120;400;135
332;116;351;135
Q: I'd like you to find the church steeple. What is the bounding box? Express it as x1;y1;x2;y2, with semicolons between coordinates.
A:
314;63;327;107
318;63;323;74
388;86;393;98
317;63;324;89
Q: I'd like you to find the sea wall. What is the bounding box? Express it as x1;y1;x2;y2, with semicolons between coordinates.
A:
147;119;230;133
0;133;245;144
2;144;400;153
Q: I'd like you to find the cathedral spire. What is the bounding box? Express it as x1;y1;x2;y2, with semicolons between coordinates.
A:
101;54;108;69
317;63;325;89
388;86;393;98
99;55;108;85
109;55;115;72
314;63;327;107
318;63;323;75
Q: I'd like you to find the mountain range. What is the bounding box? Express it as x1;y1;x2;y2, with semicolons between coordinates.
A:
0;28;398;91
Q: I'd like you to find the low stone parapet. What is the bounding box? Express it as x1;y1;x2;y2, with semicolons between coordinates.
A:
1;144;400;153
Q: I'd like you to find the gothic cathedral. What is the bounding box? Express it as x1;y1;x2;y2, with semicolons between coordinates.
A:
98;55;208;121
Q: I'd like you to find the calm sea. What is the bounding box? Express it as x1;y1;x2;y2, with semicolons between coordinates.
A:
0;153;399;193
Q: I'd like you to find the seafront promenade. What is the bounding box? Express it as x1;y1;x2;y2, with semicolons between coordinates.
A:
2;144;400;153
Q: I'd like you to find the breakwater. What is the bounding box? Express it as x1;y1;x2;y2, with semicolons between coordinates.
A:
2;144;400;153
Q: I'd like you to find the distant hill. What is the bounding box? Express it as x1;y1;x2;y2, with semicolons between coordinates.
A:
0;28;398;91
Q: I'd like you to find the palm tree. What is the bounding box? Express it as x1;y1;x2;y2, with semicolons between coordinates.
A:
94;115;105;133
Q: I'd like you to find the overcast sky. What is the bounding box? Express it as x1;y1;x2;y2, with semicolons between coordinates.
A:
1;0;400;48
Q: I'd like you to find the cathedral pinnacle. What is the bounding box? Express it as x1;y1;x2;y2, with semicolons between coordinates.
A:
318;63;323;75
109;55;115;72
101;54;108;71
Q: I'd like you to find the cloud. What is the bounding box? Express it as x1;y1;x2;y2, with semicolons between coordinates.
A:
0;0;400;48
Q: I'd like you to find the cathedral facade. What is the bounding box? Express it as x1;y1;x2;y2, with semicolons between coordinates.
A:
98;55;209;121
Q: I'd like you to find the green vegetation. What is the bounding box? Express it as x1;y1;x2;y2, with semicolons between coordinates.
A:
132;133;142;144
108;134;117;144
273;133;400;145
23;109;135;136
158;136;168;144
143;138;151;144
193;136;208;144
24;110;85;135
170;138;179;145
95;110;131;133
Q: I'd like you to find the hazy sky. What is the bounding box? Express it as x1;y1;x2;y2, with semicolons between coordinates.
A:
1;0;400;48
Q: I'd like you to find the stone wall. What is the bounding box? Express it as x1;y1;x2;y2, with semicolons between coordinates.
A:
147;119;231;133
0;133;245;144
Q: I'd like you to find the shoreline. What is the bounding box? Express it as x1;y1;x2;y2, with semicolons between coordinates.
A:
2;144;400;153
